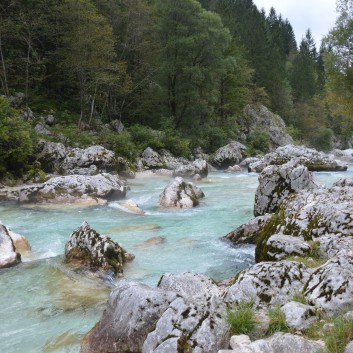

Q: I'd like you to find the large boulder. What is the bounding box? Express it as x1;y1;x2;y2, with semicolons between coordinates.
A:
254;162;320;217
0;224;21;268
304;254;353;316
65;221;133;276
140;147;166;169
255;179;353;262
242;105;294;148
224;260;311;308
0;173;126;204
159;177;204;208
82;273;229;353
248;145;347;173
173;158;208;178
211;141;247;169
281;302;317;330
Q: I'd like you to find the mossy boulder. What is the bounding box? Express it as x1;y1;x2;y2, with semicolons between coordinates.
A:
65;221;134;276
159;177;204;208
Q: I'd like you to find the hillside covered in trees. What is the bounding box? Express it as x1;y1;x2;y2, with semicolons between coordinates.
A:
0;0;352;179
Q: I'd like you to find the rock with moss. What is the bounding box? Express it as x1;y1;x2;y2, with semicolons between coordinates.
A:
224;214;271;246
159;177;204;208
65;221;133;276
224;260;311;308
265;234;312;261
0;224;21;269
0;173;126;204
281;302;317;330
211;141;247;169
254;161;320;217
140;147;166;169
82;273;229;353
248;145;347;173
304;254;353;316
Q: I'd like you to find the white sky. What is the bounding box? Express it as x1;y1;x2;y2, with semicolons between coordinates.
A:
252;0;338;47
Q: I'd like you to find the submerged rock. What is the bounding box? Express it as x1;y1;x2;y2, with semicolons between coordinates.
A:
159;177;204;208
65;221;133;276
225;260;311;308
0;224;21;269
82;273;229;353
0;173;126;204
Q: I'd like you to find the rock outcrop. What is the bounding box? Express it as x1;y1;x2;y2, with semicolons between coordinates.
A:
281;302;317;330
65;221;133;276
254;161;319;217
159;177;204;208
211;141;247;169
0;224;21;268
82;273;229;353
248;145;347;173
0;173;126;204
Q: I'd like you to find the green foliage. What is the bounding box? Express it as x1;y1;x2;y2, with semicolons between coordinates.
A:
286;241;328;268
227;301;257;335
267;305;289;335
290;292;308;305
309;128;334;152
51;124;96;147
0;97;34;177
322;316;353;353
129;124;164;151
247;128;270;154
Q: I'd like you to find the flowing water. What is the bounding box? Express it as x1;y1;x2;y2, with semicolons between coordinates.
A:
0;170;351;353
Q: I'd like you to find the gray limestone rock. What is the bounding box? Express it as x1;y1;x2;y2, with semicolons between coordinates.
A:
173;158;208;178
265;234;311;261
304;254;353;316
0;224;21;269
345;341;353;353
159;177;204;208
212;141;247;169
140;147;166;169
65;221;133;275
254;161;320;217
281;301;317;330
224;214;271;246
225;261;311;308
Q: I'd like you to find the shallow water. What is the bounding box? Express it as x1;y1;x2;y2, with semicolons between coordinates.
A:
0;170;351;353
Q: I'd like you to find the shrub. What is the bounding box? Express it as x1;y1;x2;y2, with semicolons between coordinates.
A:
129;124;164;151
227;301;257;335
0;97;34;177
309;127;334;152
247;128;270;154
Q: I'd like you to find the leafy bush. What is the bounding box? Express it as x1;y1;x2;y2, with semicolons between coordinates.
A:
227;301;257;335
309;127;334;152
0;97;34;177
51;124;97;147
247;128;270;154
199;126;229;153
129;124;164;151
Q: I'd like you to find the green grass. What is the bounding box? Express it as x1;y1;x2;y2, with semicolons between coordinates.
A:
290;291;308;305
322;317;353;353
227;301;257;335
267;305;289;335
286;241;328;268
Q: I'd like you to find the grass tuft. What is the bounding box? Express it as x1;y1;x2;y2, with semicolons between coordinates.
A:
227;301;257;335
267;305;289;335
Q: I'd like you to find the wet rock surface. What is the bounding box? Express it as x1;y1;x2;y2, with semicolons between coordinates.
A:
0;224;21;269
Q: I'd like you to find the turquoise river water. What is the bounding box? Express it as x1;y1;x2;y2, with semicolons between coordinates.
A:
0;170;350;353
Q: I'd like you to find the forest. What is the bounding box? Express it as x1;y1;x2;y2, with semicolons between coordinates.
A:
0;0;352;178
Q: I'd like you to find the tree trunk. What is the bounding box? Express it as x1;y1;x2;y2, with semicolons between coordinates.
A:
0;32;9;97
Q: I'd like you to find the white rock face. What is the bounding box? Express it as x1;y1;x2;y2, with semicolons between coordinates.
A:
265;234;311;261
345;341;353;353
248;145;347;173
82;273;229;353
173;159;208;178
304;254;353;316
0;173;126;204
225;261;311;308
141;147;165;169
230;335;252;350
0;225;21;268
281;302;317;330
254;161;320;217
159;177;204;208
212;141;247;168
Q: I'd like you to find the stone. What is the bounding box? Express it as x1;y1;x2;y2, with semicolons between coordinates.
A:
254;161;320;217
265;234;312;261
345;341;353;353
193;173;202;181
0;224;21;268
65;221;133;276
22;107;34;121
225;165;242;173
135;237;165;248
140;147;165;169
8;229;31;254
230;335;252;350
0;173;127;204
224;214;271;246
110;119;124;133
212;141;247;169
248;145;347;173
112;200;145;215
159;177;204;208
281;302;317;330
173;159;208;178
304;254;353;316
45;114;55;126
35;123;51;135
225;261;311;308
243;105;294;148
81;280;178;353
240;157;261;168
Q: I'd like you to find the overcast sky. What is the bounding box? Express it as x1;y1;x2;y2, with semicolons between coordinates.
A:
252;0;338;47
